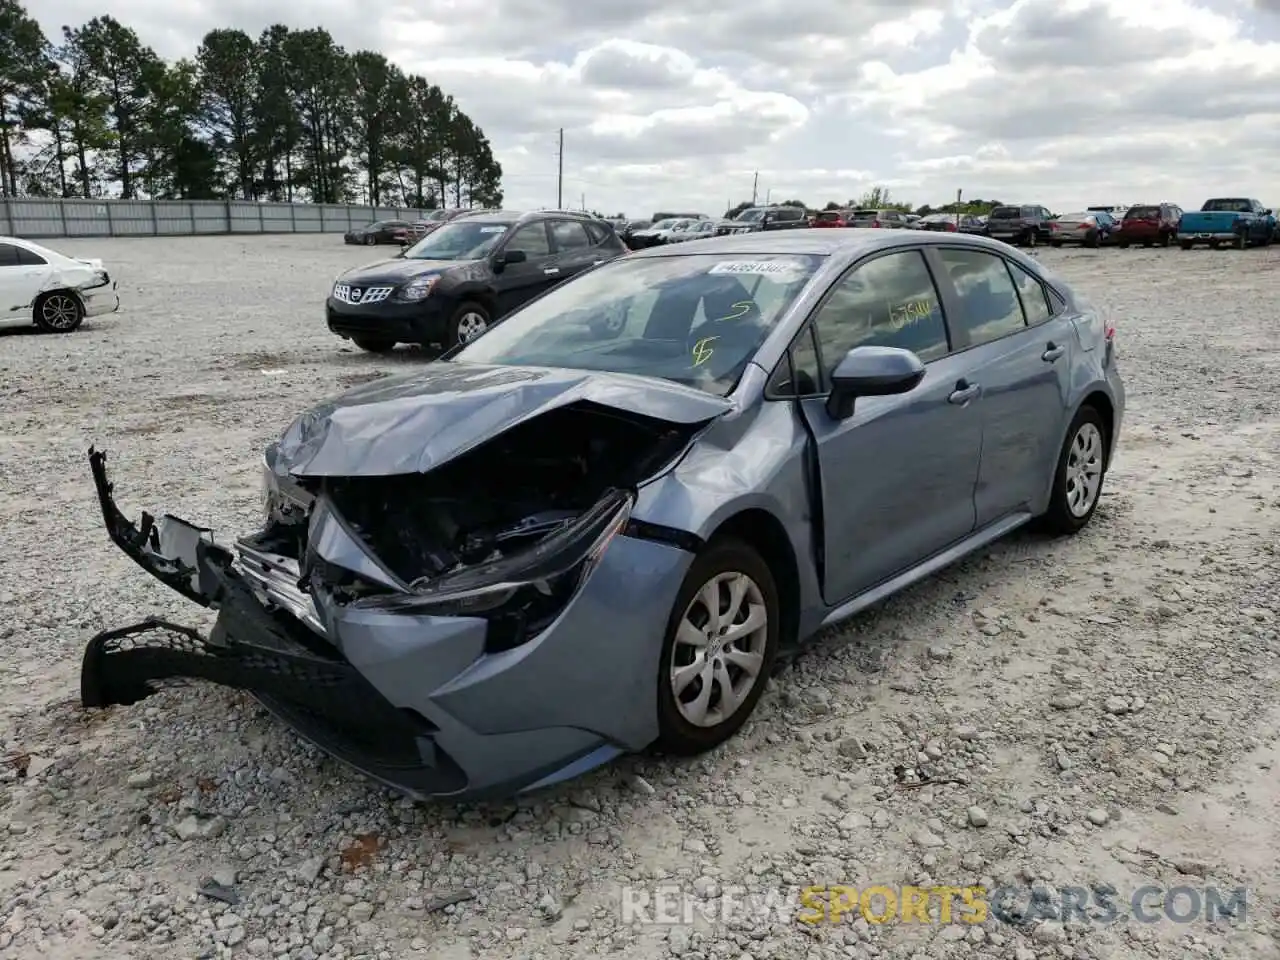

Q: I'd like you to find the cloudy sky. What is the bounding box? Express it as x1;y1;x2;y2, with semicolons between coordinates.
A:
32;0;1280;216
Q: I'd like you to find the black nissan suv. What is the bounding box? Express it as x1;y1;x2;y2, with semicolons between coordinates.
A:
326;210;627;352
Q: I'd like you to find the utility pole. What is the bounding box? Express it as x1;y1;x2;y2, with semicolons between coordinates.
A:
751;171;758;206
556;128;564;209
580;192;585;211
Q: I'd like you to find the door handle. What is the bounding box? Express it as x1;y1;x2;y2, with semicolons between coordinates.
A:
948;381;980;404
543;267;560;276
1042;343;1065;362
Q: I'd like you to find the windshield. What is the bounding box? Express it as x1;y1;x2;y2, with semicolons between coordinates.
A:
450;253;824;396
736;209;766;222
648;219;678;230
1203;198;1251;212
402;220;512;260
989;207;1020;219
421;209;450;222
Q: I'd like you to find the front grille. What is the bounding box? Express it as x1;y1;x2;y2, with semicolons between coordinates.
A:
332;284;393;305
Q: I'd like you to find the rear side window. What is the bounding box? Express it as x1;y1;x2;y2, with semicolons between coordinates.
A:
584;221;608;244
1006;261;1051;326
14;246;47;265
1125;206;1159;219
936;248;1026;347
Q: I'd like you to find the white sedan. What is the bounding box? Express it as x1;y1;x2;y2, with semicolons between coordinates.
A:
0;236;119;333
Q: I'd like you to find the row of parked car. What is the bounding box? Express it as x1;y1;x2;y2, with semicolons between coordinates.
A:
951;199;1279;250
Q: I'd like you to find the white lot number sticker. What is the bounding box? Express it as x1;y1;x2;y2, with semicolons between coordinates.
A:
708;260;803;277
479;226;506;233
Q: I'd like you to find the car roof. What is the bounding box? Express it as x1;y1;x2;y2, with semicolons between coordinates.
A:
623;227;1019;260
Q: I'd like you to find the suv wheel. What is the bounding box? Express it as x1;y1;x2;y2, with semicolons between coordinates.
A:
1024;228;1038;248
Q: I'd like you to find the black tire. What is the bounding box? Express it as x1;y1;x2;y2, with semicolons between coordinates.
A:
1117;241;1130;249
1085;230;1100;249
445;301;490;346
1141;240;1152;248
352;337;395;353
1179;240;1193;250
1050;240;1063;248
656;538;780;755
1038;405;1108;536
1209;240;1220;250
364;234;376;245
1235;231;1248;250
1159;231;1172;247
1024;229;1038;248
34;290;85;333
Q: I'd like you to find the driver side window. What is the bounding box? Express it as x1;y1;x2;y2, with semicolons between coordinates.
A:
808;250;950;381
505;222;551;258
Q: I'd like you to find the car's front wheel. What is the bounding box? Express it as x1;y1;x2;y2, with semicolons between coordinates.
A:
446;302;490;346
364;235;376;245
657;538;779;755
1039;405;1108;535
34;290;85;333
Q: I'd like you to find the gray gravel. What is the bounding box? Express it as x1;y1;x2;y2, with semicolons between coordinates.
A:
1;235;1278;960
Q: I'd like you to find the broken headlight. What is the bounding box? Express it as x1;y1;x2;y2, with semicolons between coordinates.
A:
351;489;633;623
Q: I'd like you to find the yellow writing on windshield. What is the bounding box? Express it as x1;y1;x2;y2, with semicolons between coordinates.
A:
691;336;718;366
714;300;755;322
887;300;935;331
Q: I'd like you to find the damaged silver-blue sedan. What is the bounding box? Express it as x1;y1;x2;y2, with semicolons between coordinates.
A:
83;229;1124;801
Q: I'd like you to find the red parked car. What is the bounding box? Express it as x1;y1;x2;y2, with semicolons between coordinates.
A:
812;209;851;227
1115;203;1183;248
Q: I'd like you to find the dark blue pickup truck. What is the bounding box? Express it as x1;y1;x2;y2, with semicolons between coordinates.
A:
1176;198;1276;249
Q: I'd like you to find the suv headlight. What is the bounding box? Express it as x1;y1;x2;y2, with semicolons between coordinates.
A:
397;276;439;301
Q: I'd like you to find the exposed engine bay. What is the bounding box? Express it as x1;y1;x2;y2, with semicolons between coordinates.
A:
253;401;702;599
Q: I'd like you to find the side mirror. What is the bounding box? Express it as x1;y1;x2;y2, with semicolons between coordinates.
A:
1263;209;1273;217
826;346;926;420
493;249;526;272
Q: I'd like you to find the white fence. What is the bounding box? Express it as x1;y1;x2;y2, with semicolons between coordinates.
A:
1;198;429;239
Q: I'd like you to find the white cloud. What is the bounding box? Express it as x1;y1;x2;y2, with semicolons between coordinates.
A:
28;0;1280;214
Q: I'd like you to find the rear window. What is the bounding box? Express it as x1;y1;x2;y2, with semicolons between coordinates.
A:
852;210;879;218
1203;199;1251;213
1124;206;1160;219
816;212;842;221
990;207;1020;219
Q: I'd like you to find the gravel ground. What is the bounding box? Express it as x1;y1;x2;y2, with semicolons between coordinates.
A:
1;235;1278;960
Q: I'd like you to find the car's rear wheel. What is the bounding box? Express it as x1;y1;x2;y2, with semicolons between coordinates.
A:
1038;405;1108;536
1179;240;1193;250
34;290;85;333
352;337;395;353
1024;229;1038;247
1050;240;1063;248
656;539;779;755
1085;230;1100;248
1159;231;1172;247
1117;240;1130;249
446;301;490;346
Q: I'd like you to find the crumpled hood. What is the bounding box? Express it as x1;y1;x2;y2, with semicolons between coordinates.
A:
274;362;734;477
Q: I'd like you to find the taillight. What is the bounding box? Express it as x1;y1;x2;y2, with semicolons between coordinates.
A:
947;222;957;231
1105;323;1115;341
871;220;881;228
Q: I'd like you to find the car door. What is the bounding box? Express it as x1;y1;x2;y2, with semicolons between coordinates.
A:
547;219;601;281
793;248;983;602
492;220;557;316
927;246;1076;526
0;242;52;317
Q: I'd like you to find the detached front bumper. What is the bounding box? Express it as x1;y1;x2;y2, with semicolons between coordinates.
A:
81;449;694;801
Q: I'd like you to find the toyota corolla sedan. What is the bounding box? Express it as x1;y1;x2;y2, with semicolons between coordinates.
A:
83;230;1123;802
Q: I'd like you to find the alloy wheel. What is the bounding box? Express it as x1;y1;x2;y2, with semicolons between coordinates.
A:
455;312;488;343
669;571;769;728
40;294;81;331
1064;422;1104;517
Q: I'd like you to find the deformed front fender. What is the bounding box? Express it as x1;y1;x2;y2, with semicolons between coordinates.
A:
629;397;826;635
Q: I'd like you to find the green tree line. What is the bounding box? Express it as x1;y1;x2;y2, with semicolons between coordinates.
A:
0;0;502;207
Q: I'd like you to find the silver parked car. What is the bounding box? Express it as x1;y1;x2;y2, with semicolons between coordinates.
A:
83;230;1124;801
